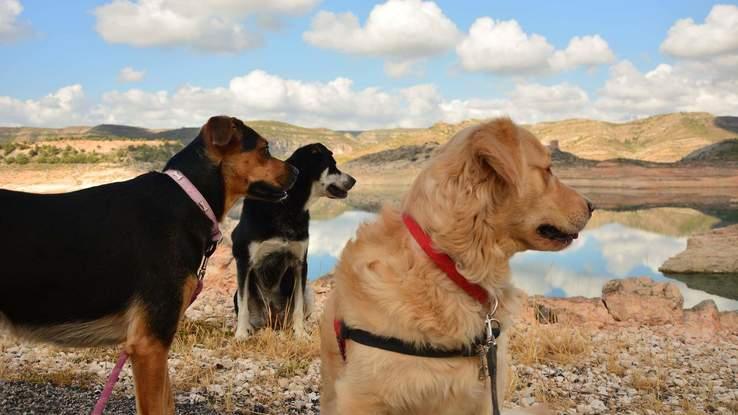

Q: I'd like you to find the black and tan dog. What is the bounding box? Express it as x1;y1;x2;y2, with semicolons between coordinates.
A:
0;116;297;414
231;143;355;339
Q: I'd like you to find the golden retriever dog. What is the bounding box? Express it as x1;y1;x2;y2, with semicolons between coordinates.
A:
319;118;593;414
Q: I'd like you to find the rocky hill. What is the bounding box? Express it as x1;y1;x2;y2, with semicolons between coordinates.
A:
1;112;735;163
680;139;738;163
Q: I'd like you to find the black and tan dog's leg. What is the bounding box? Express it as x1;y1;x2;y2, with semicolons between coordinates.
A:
235;258;255;339
125;278;198;415
125;306;174;415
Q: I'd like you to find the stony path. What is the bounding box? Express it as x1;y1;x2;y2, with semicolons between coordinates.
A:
0;381;221;415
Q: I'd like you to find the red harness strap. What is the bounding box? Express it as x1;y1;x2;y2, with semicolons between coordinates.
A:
334;214;491;361
401;214;489;305
334;319;347;361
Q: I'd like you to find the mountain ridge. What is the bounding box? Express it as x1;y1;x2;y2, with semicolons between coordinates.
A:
0;112;734;162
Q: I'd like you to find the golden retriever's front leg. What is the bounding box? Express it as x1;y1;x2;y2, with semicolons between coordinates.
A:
334;378;390;415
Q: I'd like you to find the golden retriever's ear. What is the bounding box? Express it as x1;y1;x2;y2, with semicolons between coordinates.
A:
471;119;522;192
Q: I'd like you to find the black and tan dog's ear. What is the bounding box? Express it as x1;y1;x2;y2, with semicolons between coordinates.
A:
471;119;522;192
204;115;236;147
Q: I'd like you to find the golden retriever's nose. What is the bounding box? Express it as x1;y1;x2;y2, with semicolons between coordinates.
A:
586;199;596;216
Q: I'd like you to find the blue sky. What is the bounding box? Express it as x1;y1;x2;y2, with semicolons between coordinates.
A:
1;1;736;128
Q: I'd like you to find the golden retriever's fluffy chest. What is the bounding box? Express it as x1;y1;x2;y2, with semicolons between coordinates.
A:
343;345;491;415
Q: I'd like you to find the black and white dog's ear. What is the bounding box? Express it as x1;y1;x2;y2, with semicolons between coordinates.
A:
308;143;333;156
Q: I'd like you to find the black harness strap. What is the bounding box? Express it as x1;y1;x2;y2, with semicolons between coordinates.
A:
335;320;489;358
334;320;502;415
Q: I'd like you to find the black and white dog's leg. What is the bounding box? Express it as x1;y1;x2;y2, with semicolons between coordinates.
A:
291;264;308;338
301;251;314;319
235;258;254;339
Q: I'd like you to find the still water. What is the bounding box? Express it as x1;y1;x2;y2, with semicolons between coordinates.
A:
307;209;738;311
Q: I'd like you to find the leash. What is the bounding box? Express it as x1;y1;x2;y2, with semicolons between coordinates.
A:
334;214;502;415
91;170;221;415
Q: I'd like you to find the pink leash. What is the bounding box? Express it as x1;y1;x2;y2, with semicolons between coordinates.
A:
91;170;219;415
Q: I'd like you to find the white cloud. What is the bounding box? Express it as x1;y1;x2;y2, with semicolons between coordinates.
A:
0;73;602;129
661;4;738;59
303;0;460;77
118;66;145;82
0;85;87;127
89;70;452;129
441;82;592;124
548;35;616;71
94;0;320;52
457;18;553;73
594;60;738;119
457;17;614;74
0;0;30;42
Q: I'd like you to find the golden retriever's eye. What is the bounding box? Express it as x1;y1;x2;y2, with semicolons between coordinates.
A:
546;166;552;175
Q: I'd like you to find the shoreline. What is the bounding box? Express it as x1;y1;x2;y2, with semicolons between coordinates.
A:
2;246;736;415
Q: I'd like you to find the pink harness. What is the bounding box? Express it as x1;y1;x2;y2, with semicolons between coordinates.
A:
91;169;221;415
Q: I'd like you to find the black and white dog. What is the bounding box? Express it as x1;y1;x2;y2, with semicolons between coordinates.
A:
231;143;356;338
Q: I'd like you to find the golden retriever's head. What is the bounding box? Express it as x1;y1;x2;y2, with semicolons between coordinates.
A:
403;118;592;281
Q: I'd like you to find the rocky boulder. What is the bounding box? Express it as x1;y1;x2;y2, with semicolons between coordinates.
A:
601;277;684;324
660;224;738;274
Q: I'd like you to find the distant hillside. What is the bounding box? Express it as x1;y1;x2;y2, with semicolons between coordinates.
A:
681;139;738;162
526;112;734;162
0;121;360;159
0;112;734;163
714;116;738;134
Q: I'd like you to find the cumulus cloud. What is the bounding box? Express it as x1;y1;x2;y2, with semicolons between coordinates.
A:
89;70;452;129
549;35;616;71
0;84;87;127
661;4;738;59
304;0;460;77
118;66;145;82
441;82;592;124
94;0;320;52
0;72;603;129
457;17;614;74
594;60;738;119
0;0;30;42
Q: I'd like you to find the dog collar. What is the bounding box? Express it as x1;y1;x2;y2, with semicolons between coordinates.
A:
402;213;489;305
164;170;222;243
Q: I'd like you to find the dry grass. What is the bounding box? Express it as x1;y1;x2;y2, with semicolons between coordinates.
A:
0;362;101;388
174;317;320;362
508;322;592;366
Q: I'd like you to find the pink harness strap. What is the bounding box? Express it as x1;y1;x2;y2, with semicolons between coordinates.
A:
92;170;220;414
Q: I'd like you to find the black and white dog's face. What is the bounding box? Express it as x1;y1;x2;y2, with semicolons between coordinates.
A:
288;143;356;202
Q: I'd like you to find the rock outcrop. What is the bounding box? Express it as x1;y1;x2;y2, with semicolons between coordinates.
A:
527;276;738;336
660;224;738;274
601;277;684;324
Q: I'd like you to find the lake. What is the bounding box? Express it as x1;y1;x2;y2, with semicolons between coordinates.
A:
306;207;738;311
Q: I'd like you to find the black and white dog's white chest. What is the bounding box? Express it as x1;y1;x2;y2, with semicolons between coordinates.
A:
248;237;309;265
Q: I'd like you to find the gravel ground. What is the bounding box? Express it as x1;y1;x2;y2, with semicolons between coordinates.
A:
0;381;220;415
2;247;737;415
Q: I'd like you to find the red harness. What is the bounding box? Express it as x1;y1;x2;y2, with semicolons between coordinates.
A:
333;213;491;360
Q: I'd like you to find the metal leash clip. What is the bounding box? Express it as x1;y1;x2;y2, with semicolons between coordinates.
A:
478;297;500;380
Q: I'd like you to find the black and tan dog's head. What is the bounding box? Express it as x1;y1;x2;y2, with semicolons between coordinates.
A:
287;143;356;200
201;116;298;208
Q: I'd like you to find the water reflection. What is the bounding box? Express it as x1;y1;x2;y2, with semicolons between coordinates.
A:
307;210;738;311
